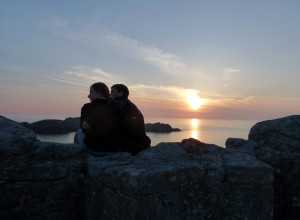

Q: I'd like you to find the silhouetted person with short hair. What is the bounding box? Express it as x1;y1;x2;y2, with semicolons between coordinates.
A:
110;84;151;155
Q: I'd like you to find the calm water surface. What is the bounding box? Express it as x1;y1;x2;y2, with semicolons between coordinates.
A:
37;117;258;147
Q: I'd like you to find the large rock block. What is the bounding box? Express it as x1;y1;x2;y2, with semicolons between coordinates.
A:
249;115;300;153
0;116;37;157
86;139;273;220
0;142;85;220
0;116;85;220
226;115;300;220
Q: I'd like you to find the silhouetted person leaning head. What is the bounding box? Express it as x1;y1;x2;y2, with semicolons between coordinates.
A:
110;84;129;99
110;84;151;155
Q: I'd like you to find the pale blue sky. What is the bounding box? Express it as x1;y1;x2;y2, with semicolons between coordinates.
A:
1;0;300;121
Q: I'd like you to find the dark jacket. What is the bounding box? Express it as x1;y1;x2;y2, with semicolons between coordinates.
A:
80;98;122;152
109;97;151;155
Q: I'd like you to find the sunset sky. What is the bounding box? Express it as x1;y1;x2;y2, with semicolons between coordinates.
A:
1;0;300;122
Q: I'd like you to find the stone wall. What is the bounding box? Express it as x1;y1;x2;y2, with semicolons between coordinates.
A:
226;115;300;220
4;115;300;219
85;140;273;220
0;117;85;219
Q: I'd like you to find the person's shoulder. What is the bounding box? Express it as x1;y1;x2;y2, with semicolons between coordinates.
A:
108;98;126;109
81;102;91;110
126;99;139;109
115;97;134;107
81;99;108;110
89;99;108;108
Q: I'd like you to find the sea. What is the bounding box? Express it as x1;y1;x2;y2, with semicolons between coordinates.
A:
36;117;259;148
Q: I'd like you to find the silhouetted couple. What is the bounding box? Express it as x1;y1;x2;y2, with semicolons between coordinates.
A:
74;83;151;156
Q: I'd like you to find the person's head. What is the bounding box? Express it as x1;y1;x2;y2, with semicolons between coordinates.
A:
110;84;129;99
88;82;109;102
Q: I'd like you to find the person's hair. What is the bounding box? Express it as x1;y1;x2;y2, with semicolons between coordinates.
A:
111;84;129;98
91;82;109;99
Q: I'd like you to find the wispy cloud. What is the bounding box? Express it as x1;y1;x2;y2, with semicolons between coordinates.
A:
49;65;123;88
220;67;241;81
130;84;186;100
138;46;188;75
68;28;207;78
215;67;242;89
91;31;188;75
44;75;87;87
99;32;188;74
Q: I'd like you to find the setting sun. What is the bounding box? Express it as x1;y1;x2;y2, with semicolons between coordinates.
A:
186;90;204;110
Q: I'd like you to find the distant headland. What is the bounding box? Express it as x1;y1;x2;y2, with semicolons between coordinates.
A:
19;117;181;135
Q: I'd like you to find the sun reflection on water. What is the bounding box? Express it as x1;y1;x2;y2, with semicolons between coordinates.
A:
190;119;200;140
191;119;199;127
191;130;199;139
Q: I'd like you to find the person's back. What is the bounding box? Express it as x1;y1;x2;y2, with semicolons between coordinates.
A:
110;84;151;155
81;99;122;152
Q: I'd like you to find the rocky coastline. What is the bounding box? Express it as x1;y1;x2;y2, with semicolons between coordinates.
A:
1;115;300;219
20;117;181;134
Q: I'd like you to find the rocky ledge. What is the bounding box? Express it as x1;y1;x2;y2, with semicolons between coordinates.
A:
1;115;300;219
225;115;300;220
20;117;181;134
